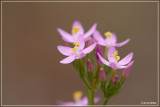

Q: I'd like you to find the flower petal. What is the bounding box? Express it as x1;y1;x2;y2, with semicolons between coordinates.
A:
118;65;127;69
57;45;73;56
60;55;75;64
80;97;88;105
57;28;74;43
72;20;84;35
118;52;133;66
109;62;119;69
93;30;106;46
82;43;96;54
97;53;109;66
110;33;117;44
115;38;130;47
107;46;117;62
83;23;97;39
79;41;85;50
76;52;86;59
94;97;100;103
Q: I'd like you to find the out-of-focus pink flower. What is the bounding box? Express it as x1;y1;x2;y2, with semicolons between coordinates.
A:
57;42;96;64
97;46;134;69
57;21;97;43
122;61;134;78
58;96;99;106
58;91;99;106
93;30;130;47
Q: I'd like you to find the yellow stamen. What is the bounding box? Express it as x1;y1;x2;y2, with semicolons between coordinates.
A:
110;51;120;61
110;51;118;57
73;41;80;47
72;26;80;34
73;91;83;101
104;31;112;38
72;47;76;51
115;56;120;61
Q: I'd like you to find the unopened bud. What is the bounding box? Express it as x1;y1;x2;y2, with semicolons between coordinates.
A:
87;59;93;72
122;61;134;78
112;75;119;85
95;46;103;65
99;68;106;82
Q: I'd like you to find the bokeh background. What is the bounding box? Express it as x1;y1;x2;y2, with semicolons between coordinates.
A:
1;1;158;106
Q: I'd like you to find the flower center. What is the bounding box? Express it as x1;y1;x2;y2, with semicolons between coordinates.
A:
104;31;112;38
73;41;80;47
110;51;120;62
73;91;82;102
72;47;76;51
105;32;112;45
72;26;80;34
72;42;81;56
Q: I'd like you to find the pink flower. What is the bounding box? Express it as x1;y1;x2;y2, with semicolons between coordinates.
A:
57;20;97;43
58;96;99;106
93;30;130;47
58;91;99;106
57;42;96;64
97;46;134;69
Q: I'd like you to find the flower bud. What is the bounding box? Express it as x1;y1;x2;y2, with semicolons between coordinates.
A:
112;75;119;85
95;46;103;65
122;61;134;78
99;68;106;82
87;59;93;72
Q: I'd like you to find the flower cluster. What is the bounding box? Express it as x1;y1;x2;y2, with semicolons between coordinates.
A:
57;20;134;105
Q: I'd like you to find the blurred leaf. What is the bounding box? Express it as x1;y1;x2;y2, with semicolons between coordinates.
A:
103;65;112;75
105;78;125;98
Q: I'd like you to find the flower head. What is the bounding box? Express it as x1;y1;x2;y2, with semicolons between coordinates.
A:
73;91;83;102
57;42;97;64
97;46;134;69
58;91;99;106
57;21;97;43
93;30;130;47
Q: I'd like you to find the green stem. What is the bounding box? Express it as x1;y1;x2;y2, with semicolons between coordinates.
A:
110;68;116;83
86;88;95;105
90;90;95;105
103;97;110;105
82;77;90;89
94;65;101;89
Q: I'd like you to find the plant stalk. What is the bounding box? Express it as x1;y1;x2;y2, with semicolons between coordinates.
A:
86;88;95;105
103;97;110;105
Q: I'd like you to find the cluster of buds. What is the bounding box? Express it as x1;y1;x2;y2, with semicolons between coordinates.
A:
57;20;134;105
